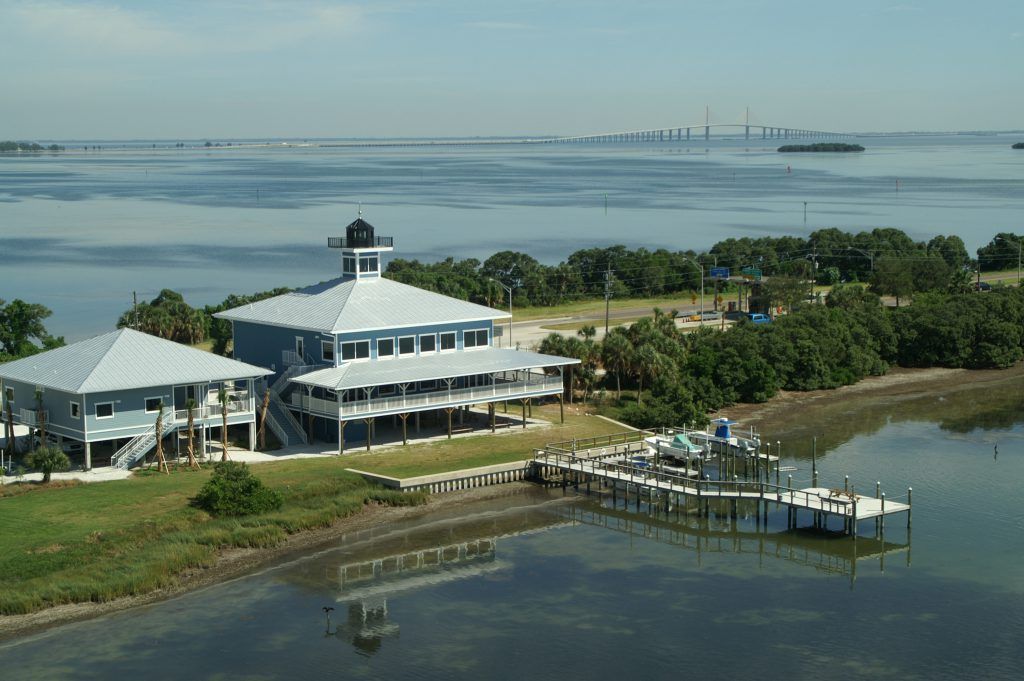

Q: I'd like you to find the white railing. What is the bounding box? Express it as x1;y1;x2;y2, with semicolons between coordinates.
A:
172;396;254;423
270;391;308;445
17;408;48;426
271;363;317;395
111;409;174;469
290;376;563;418
262;408;289;448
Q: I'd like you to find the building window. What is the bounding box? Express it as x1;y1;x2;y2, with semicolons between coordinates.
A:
418;380;438;391
439;332;456;352
419;334;436;354
341;340;370;361
343;256;356;274
70;402;81;419
378;384;396;397
464;329;489;349
145;397;162;413
376;338;394;359
358;256;378;273
322;340;335;362
96;402;114;419
398;336;415;356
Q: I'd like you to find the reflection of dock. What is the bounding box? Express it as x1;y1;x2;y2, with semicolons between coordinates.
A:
561;504;909;584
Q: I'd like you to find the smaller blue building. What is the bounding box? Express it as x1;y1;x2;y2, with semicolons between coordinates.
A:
0;329;271;469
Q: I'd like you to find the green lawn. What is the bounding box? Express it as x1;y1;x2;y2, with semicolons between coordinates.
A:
0;405;627;615
0;461;421;615
513;294;698;322
338;404;628;478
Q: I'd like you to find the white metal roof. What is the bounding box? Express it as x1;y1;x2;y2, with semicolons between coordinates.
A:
214;276;509;334
0;328;272;394
291;348;580;391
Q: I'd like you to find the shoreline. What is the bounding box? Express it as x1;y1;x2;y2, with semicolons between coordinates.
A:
0;483;531;642
3;363;1022;640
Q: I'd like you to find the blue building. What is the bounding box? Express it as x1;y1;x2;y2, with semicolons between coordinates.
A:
216;218;578;451
0;329;271;469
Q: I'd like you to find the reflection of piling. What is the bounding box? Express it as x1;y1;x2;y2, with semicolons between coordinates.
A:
811;437;818;487
907;488;912;528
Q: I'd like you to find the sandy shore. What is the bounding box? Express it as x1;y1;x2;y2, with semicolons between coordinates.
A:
0;483;532;641
711;363;1024;431
3;363;1021;640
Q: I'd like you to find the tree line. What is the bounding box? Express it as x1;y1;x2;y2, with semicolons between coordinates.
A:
540;286;1024;428
0;141;64;152
104;227;1021;355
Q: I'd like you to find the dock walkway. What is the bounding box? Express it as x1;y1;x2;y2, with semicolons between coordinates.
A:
533;445;911;536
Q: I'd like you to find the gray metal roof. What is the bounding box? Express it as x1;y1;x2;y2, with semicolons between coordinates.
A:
0;328;272;394
291;348;580;391
214;276;509;334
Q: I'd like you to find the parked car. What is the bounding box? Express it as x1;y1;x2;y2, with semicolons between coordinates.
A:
31;432;84;455
974;281;992;292
682;311;721;321
745;313;771;324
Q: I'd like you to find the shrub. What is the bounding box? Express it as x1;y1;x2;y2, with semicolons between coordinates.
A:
25;446;70;483
191;461;283;516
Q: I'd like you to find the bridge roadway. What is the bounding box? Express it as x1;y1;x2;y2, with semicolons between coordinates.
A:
533;446;910;536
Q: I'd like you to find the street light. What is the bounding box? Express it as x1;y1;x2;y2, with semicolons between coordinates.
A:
994;236;1022;287
681;256;704;326
490;279;513;347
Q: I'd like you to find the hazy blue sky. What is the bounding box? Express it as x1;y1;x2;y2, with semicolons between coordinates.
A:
2;0;1022;139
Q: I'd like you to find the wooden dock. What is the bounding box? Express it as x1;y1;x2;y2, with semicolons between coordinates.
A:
533;443;911;538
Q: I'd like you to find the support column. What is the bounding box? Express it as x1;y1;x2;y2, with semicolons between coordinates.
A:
446;408;454;439
559;394;564;424
521;399;527;429
364;418;373;451
84;442;92;471
415;411;420;433
400;413;409;445
339;420;346;455
490;403;496;433
248;421;255;451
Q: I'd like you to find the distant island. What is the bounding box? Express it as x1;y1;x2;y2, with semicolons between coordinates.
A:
778;143;864;153
1012;142;1024;149
0;141;64;152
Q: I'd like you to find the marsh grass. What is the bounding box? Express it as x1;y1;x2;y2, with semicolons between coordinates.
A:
0;462;425;615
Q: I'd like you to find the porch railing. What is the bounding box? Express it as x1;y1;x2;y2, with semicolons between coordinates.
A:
290;375;564;418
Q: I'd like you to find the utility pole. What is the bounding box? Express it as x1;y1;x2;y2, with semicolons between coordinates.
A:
132;291;138;329
604;265;613;334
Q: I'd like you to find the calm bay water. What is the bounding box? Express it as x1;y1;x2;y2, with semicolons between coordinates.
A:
1;135;1023;340
1;378;1022;680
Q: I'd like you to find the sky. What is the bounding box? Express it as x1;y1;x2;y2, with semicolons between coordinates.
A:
1;0;1022;139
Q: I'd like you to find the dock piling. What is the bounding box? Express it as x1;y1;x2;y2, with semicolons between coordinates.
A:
907;487;912;528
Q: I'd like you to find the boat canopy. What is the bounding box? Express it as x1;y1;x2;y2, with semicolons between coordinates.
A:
671;433;703;453
711;417;738;439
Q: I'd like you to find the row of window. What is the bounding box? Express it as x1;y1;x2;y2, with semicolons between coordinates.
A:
342;255;380;275
4;393;165;422
331;329;488;363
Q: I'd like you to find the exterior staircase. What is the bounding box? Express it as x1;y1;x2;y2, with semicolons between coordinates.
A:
265;392;307;447
111;410;177;469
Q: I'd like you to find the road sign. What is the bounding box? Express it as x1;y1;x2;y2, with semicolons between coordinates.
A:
741;267;763;281
709;267;730;279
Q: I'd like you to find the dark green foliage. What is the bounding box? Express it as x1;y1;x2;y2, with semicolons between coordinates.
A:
0;299;65;361
890;289;1024;368
778;143;864;152
117;289;209;344
976;232;1023;273
192;461;284;516
25;446;70;484
1012;142;1024;149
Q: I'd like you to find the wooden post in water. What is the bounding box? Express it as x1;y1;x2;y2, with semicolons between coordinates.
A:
811;437;818;487
907;487;913;528
875;481;881;535
880;492;886;534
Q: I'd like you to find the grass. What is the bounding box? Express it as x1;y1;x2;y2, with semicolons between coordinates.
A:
0;460;425;615
540;316;643;332
513;294;699;322
342;403;627;478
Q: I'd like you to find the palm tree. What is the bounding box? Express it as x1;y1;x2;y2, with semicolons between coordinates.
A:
600;329;632;401
153;401;169;474
5;400;16;455
185;397;199;469
258;389;270;451
633;345;665;408
218;387;229;462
